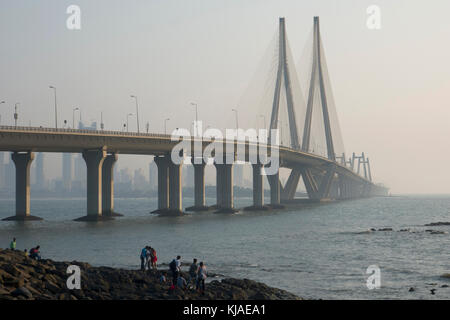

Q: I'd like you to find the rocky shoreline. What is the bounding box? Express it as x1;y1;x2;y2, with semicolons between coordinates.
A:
0;249;301;300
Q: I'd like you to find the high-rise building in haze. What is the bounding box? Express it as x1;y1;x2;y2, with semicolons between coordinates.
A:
35;153;46;189
148;160;158;190
62;153;72;192
133;168;147;190
0;152;4;188
5;159;14;191
183;164;194;188
234;163;244;188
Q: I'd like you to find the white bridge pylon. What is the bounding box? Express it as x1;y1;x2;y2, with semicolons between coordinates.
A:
267;17;347;200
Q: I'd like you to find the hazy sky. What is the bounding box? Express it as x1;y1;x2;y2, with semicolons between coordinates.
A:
1;0;450;194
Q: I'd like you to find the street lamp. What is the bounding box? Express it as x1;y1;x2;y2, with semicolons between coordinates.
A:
146;121;150;133
164;118;170;134
49;86;58;129
231;108;239;130
72;107;80;129
14;103;19;127
0;101;5;125
130;95;140;133
126;113;134;132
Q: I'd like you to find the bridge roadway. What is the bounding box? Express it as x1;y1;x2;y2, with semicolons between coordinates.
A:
0;126;385;221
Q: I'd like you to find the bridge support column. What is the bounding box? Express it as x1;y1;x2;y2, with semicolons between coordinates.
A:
152;156;170;214
214;163;236;213
102;153;122;217
168;161;183;215
3;151;42;221
281;169;301;202
245;163;268;210
267;170;284;208
186;161;208;212
75;147;111;221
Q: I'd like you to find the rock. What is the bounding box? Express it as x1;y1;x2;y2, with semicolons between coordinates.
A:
0;248;301;300
11;287;33;299
441;284;449;288
408;287;415;292
377;228;393;231
424;222;450;226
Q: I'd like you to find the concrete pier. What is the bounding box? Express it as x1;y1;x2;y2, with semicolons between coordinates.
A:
267;169;283;208
214;163;237;213
102;153;122;217
75;147;112;221
168;161;183;215
152;156;170;214
2;151;42;221
245;163;268;211
186;161;209;212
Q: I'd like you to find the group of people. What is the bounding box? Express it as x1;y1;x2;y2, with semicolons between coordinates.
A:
140;245;158;271
169;256;208;294
8;238;41;260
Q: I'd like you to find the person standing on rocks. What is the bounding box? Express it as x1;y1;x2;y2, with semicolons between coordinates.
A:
169;255;181;286
140;246;148;271
150;247;158;270
188;258;198;289
196;261;207;295
10;238;16;250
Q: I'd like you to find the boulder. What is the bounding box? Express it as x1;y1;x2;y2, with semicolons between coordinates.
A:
11;286;33;299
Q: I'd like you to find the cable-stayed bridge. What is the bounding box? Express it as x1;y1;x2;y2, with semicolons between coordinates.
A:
0;17;388;221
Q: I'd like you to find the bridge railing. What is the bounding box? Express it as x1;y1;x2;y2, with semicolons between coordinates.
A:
0;125;374;184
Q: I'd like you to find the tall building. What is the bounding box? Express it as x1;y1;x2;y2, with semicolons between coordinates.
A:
148;160;158;190
35;153;46;189
0;152;4;188
183;164;194;188
5;159;14;191
133;168;147;190
74;154;86;183
234;163;244;188
62;153;72;191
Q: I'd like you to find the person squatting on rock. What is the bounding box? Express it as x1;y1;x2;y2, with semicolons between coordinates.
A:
29;246;41;260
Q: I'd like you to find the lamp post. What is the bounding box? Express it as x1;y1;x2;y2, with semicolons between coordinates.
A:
126;113;134;132
0;101;5;125
72;107;79;129
14;103;19;127
130;95;140;133
164;118;170;134
49;86;58;128
231;108;239;130
146;121;150;133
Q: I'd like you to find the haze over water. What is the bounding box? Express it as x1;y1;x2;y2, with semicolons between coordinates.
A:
1;195;449;299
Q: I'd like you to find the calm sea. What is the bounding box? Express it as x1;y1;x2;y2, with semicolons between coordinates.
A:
1;195;450;299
